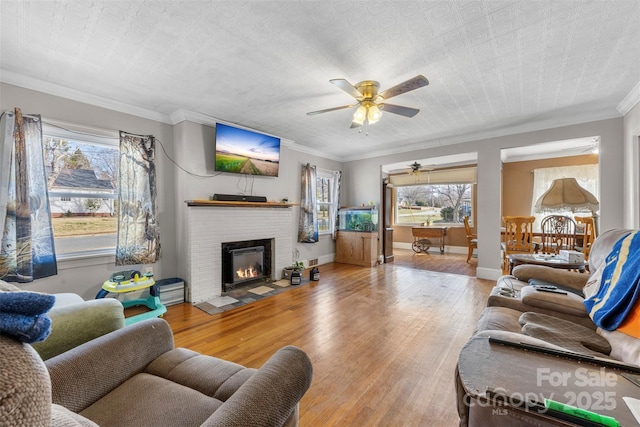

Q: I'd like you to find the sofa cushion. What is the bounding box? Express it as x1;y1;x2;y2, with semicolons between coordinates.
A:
474;306;523;334
51;404;98;427
145;348;257;400
519;286;586;316
519;312;611;356
511;265;589;290
599;329;640;367
487;281;595;329
80;373;223;427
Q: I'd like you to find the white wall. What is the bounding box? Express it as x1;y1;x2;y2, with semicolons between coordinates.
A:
1;83;176;299
171;118;343;287
342;117;626;280
623;100;640;228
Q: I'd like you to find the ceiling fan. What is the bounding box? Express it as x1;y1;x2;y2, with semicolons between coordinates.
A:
409;161;422;174
307;75;429;129
407;161;435;177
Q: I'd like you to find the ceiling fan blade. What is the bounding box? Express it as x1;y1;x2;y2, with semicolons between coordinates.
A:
330;79;364;99
380;103;420;118
378;75;429;101
307;104;356;116
350;121;362;129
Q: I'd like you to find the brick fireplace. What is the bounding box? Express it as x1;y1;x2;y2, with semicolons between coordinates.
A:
185;203;293;303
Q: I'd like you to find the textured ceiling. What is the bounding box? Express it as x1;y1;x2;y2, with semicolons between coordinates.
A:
1;1;639;161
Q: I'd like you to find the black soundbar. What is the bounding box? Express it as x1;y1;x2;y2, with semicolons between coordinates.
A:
210;194;267;203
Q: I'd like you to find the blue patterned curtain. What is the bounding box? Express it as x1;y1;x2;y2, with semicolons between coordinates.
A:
0;108;57;282
115;132;160;265
298;163;318;243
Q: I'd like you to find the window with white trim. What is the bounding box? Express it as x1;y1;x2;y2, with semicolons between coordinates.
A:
531;164;599;230
316;170;336;234
43;125;119;257
390;167;476;226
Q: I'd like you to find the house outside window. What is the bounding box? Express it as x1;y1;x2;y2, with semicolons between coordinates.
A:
316;170;336;234
43;125;119;257
389;167;476;227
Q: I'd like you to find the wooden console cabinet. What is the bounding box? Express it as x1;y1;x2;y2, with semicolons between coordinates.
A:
335;231;378;267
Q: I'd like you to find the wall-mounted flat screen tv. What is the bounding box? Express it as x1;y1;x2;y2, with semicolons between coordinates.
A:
214;123;280;177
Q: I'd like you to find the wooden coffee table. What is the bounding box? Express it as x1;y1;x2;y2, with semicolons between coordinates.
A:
457;336;640;427
507;253;587;274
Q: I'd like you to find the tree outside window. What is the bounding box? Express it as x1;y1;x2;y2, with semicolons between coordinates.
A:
395;184;472;225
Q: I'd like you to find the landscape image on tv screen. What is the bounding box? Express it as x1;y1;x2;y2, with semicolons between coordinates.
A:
215;123;280;177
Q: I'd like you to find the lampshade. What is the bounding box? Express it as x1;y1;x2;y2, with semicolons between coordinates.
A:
534;178;599;213
353;105;367;125
367;104;382;124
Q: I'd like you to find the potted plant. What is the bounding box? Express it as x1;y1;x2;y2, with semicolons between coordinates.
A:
282;261;304;280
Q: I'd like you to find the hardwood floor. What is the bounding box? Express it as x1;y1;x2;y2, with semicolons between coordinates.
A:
159;250;494;426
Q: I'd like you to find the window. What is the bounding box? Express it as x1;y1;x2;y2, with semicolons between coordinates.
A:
389;166;476;226
316;170;337;234
531;164;598;230
43;125;119;257
395;184;472;225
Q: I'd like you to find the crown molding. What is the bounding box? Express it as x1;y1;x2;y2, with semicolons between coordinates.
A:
169;109;215;126
3;70;631;165
0;69;173;124
617;80;640;115
340;109;622;162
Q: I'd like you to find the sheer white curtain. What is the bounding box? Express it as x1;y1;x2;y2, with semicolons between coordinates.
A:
531;164;599;230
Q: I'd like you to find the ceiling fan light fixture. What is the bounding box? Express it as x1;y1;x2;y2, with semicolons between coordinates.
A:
308;75;429;130
367;104;382;124
353;105;367;125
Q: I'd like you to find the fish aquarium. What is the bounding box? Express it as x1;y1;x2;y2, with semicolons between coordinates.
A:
338;206;378;232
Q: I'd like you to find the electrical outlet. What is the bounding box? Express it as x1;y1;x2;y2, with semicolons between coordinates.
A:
145;267;154;276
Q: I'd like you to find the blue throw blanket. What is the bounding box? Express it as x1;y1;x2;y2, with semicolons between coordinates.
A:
0;290;55;343
584;231;640;330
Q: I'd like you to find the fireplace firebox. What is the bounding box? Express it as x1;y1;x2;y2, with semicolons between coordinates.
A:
221;238;273;292
231;246;264;283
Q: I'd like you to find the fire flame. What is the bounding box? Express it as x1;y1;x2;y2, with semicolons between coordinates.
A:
236;265;259;279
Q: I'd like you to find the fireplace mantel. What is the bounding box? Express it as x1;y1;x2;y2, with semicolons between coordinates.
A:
187;200;294;208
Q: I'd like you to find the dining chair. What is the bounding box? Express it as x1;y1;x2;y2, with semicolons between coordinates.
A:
501;216;535;272
463;215;477;263
539;215;577;255
574;216;596;261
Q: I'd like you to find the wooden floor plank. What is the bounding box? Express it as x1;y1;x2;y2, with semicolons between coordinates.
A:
157;249;493;426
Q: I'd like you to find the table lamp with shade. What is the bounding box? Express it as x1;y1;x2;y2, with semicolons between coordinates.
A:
533;177;600;235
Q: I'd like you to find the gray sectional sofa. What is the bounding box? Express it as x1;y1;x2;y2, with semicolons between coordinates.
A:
456;228;640;427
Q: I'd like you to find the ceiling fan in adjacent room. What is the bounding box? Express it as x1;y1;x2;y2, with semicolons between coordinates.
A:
307;75;429;130
407;161;437;183
408;161;436;175
409;161;422;175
